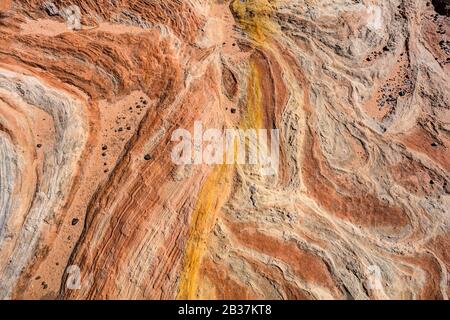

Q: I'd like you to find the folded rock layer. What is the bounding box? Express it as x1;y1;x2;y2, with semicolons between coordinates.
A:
0;0;448;300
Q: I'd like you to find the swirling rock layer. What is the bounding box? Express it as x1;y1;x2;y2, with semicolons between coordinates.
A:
0;0;448;300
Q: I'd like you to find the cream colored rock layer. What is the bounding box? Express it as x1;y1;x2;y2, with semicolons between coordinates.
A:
0;0;448;300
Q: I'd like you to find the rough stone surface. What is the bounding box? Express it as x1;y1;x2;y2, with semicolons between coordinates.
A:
0;0;448;300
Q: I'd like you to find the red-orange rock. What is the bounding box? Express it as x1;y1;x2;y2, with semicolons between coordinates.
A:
0;0;448;300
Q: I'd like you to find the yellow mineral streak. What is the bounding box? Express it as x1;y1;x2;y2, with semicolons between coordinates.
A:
242;60;264;130
230;0;277;44
177;162;232;299
177;0;273;299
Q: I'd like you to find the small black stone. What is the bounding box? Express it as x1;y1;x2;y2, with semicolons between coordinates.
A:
36;144;42;148
230;108;237;114
144;154;151;161
71;218;79;226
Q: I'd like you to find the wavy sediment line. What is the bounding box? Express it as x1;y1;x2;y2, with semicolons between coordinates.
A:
231;0;278;44
177;1;272;299
0;131;16;238
177;163;233;299
0;68;87;298
0;0;448;300
177;60;266;299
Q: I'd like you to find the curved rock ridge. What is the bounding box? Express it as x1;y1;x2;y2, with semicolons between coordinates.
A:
0;68;87;299
0;0;448;300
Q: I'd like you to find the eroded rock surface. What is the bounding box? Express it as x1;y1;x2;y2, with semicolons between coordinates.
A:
0;0;448;300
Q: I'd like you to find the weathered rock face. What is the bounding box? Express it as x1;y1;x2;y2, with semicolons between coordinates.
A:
0;0;448;300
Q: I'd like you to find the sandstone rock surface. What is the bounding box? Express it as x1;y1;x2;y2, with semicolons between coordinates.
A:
0;0;449;300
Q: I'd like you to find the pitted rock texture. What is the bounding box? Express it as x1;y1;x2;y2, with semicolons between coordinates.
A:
0;0;449;300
